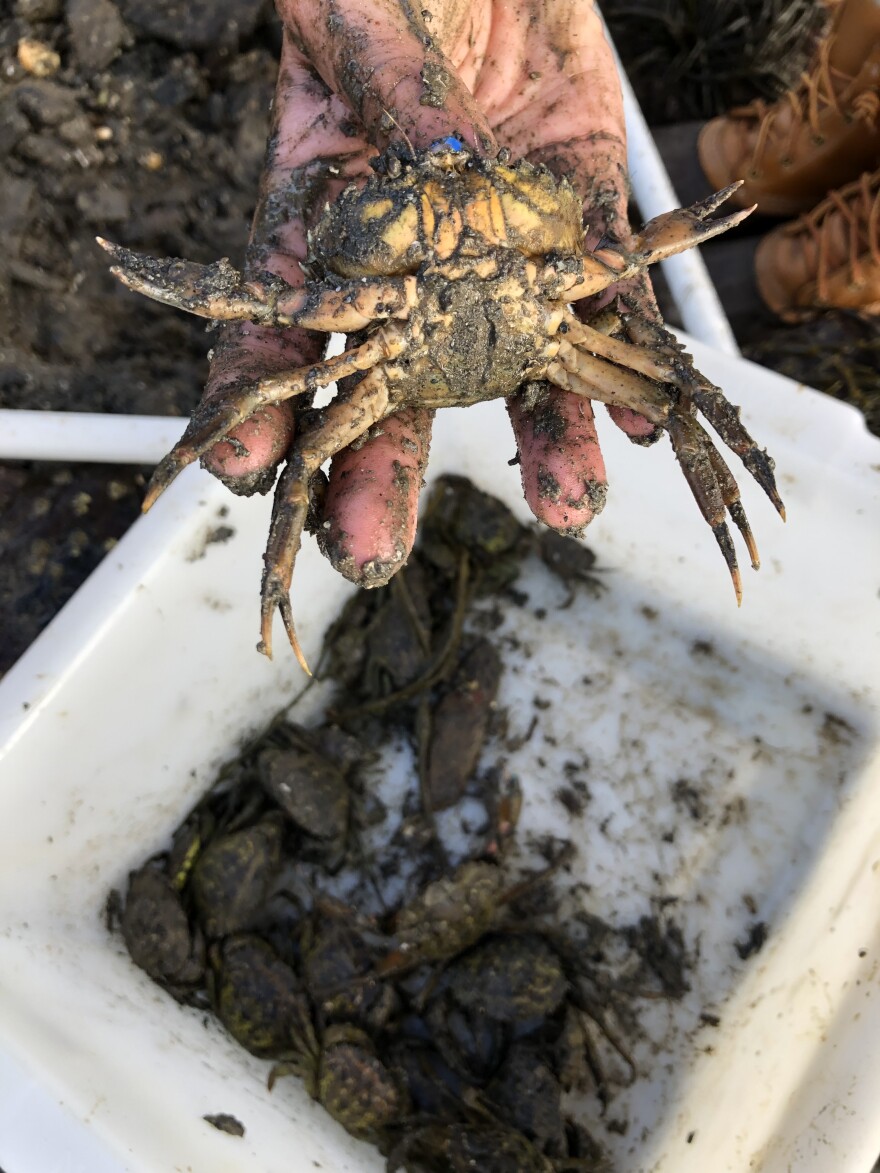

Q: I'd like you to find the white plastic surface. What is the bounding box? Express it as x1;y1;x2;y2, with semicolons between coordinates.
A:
0;409;183;465
1;336;879;1173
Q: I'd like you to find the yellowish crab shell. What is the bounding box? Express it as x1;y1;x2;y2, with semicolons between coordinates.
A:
310;155;585;279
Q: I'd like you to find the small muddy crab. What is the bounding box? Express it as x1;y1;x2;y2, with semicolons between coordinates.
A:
268;1021;408;1141
112;864;205;997
100;140;784;671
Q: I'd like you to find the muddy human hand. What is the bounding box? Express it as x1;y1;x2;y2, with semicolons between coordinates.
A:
102;0;776;668
196;0;659;584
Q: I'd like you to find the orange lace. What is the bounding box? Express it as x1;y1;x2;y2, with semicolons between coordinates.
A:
733;37;880;172
792;170;880;301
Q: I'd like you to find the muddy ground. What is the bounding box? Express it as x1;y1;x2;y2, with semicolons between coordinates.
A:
1;0;278;668
0;0;877;674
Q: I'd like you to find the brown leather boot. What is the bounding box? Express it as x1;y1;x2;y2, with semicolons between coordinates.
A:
754;167;880;318
698;0;880;216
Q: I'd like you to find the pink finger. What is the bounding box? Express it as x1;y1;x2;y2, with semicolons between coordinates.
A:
318;406;433;586
506;387;607;533
199;324;304;490
606;404;658;441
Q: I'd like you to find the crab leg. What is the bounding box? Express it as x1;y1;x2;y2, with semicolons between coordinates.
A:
666;413;744;604
555;185;756;301
560;310;785;523
142;328;405;510
560;313;680;384
546;343;759;600
704;441;761;570
97;239;417;333
546;340;672;423
623;316;785;519
260;367;391;672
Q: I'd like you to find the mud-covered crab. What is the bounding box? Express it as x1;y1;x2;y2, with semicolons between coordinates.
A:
100;140;784;671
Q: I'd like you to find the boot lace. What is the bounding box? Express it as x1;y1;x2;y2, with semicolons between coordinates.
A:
792;170;880;301
732;37;880;173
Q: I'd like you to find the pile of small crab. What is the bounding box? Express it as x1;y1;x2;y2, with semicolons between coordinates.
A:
101;140;783;669
111;476;692;1172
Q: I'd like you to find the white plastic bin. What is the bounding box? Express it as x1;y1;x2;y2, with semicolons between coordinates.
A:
1;336;879;1172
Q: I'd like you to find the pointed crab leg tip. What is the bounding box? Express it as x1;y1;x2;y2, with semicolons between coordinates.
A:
765;494;786;520
142;457;187;509
742;530;760;570
684;182;746;220
274;597;308;672
288;630;312;676
96;236;128;261
713;180;745;203
97;238;134;268
727;205;757;227
141;484;163;512
712;522;742;602
701;209;754;240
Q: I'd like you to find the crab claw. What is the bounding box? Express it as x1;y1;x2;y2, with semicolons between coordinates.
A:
98;238;419;333
97;238;280;322
563;185;756;301
633;184;756;265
